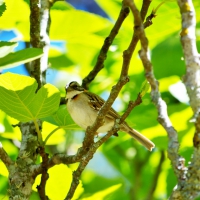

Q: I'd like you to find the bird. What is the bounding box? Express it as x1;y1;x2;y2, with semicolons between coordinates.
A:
65;81;155;151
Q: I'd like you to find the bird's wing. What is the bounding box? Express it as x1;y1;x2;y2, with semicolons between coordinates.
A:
84;91;120;120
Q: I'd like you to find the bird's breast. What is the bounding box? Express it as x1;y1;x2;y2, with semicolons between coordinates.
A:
67;95;97;130
67;94;114;133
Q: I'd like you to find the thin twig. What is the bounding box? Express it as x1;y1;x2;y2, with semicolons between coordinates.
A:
48;147;86;168
140;0;152;21
36;147;49;200
0;142;13;170
31;147;86;176
44;127;60;145
120;93;142;123
81;0;154;91
82;3;130;89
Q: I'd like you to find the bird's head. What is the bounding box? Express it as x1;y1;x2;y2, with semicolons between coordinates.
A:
65;81;85;99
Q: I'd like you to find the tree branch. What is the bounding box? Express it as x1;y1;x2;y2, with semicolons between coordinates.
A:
9;122;40;199
30;0;51;89
48;147;86;168
35;91;142;177
81;0;154;91
64;1;157;198
0;142;14;170
177;0;200;115
36;147;50;200
65;13;152;200
177;0;200;150
140;0;152;21
31;147;87;176
124;0;187;192
167;0;200;199
65;96;142;199
82;3;130;89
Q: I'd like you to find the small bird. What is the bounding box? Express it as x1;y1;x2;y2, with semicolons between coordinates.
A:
65;81;155;151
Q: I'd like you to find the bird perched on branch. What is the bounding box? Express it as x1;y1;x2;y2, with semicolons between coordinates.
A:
65;81;155;151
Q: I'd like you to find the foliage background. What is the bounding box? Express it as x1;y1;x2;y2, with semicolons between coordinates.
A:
0;0;200;199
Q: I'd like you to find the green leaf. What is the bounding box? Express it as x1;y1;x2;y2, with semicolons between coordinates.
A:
42;105;80;130
51;1;74;10
0;48;43;69
0;72;60;122
139;80;150;97
49;54;74;69
50;9;112;40
0;0;30;40
82;184;122;200
0;0;6;17
0;41;17;58
32;164;84;199
151;33;185;79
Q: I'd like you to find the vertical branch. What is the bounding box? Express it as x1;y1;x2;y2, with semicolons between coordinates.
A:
29;0;53;198
30;0;51;89
140;0;152;21
177;0;200;148
30;0;41;87
36;147;50;200
168;0;200;199
8;0;53;199
177;0;200;115
124;0;187;193
9;122;40;199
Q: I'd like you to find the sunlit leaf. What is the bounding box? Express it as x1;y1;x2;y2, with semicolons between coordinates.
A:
152;33;185;79
42;105;80;130
32;164;84;199
42;122;66;145
82;184;122;200
140;80;150;97
0;0;30;40
0;72;60;122
51;1;74;10
0;111;21;140
49;54;74;69
158;76;180;92
0;160;8;177
0;41;17;58
0;48;43;69
50;9;111;40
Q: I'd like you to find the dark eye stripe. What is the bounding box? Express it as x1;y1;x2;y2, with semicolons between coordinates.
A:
69;81;77;86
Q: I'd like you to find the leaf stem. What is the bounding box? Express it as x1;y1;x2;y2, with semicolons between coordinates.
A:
33;119;43;145
44;127;60;145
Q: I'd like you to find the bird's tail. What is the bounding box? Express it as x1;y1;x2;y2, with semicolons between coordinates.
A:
128;129;155;151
